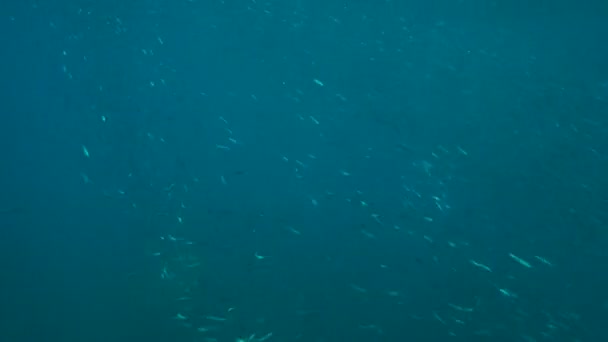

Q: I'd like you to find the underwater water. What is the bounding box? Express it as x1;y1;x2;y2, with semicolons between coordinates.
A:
1;1;607;341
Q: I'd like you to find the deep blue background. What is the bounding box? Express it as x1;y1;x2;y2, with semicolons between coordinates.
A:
1;0;608;341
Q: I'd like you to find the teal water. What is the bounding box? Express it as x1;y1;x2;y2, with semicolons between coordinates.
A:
1;1;607;341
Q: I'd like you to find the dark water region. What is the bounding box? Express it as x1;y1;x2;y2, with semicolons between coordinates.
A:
1;0;607;341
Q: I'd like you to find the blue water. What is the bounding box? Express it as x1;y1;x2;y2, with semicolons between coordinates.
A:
1;1;607;341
